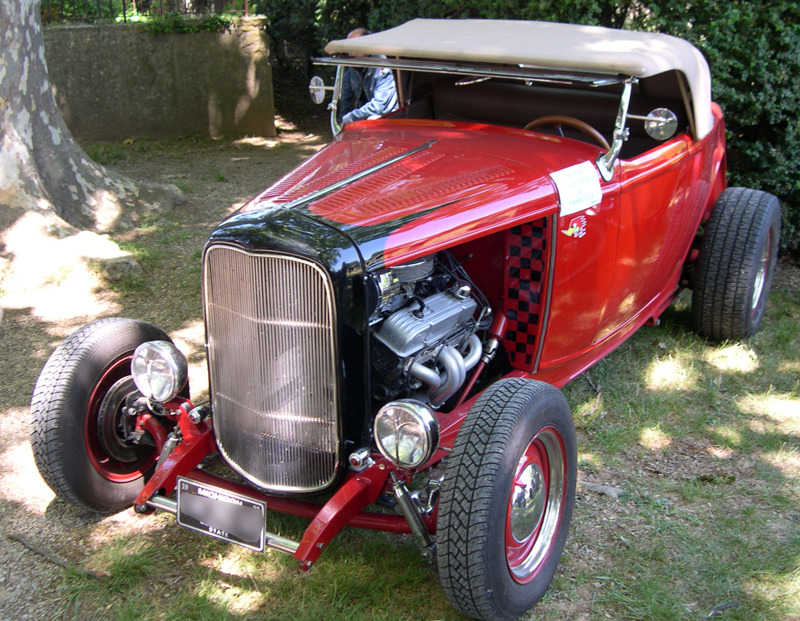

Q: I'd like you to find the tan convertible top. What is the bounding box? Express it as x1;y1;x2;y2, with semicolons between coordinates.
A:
325;19;714;139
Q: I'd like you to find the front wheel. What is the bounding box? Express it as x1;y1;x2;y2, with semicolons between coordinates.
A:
437;378;577;621
30;318;178;514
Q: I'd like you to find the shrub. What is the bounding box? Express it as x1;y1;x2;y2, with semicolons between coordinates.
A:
143;13;232;35
254;0;321;76
647;1;800;253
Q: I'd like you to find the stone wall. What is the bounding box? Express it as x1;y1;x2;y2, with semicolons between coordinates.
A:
43;19;275;140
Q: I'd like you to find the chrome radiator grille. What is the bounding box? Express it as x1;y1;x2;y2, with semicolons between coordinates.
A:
204;245;339;493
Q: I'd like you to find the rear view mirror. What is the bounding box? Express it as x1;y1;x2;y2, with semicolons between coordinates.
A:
626;108;679;142
310;65;345;136
643;108;678;141
309;76;332;105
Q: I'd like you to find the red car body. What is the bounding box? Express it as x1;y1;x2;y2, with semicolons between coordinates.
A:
32;19;780;621
252;105;725;387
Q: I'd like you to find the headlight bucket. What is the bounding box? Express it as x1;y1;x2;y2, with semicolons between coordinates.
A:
131;341;188;403
373;400;440;469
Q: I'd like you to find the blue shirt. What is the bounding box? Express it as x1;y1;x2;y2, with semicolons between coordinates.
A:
340;65;398;125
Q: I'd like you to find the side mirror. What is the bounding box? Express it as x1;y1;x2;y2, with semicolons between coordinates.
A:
643;108;678;141
309;66;345;136
309;76;333;105
597;82;679;182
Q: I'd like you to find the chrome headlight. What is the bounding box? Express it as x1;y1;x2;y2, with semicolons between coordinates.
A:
373;400;439;469
131;341;188;403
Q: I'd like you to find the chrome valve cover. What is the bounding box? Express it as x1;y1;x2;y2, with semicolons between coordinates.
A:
373;291;477;358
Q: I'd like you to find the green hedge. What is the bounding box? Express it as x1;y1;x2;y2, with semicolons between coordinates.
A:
648;1;800;254
257;0;800;253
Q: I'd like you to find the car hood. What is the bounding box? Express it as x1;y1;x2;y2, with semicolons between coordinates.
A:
239;119;605;270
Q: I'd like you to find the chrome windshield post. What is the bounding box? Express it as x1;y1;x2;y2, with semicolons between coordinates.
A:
329;65;344;136
596;78;636;182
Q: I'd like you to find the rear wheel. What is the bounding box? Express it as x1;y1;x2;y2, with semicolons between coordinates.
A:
692;188;781;340
437;378;577;621
31;318;176;514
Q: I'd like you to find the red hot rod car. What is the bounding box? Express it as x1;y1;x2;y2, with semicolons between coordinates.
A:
32;19;780;621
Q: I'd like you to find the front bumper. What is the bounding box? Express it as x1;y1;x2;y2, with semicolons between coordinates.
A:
132;400;434;569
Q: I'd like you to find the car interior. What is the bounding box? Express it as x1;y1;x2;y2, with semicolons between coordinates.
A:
388;68;692;159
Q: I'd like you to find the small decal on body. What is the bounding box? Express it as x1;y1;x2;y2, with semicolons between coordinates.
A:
561;215;587;238
549;161;602;216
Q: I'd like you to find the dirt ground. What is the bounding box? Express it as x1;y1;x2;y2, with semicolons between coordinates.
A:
1;90;799;621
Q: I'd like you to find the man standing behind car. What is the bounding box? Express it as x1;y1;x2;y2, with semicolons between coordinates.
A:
339;28;398;125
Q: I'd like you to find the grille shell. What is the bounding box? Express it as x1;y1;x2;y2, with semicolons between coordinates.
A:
204;245;340;493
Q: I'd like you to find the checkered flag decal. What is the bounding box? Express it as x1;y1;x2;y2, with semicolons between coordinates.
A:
503;220;547;368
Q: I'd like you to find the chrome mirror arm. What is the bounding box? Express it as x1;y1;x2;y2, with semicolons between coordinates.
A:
596;78;636;182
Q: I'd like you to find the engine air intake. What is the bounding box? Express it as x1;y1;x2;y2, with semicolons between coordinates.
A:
204;245;339;493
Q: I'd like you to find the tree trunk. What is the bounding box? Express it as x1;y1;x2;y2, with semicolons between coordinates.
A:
0;0;184;238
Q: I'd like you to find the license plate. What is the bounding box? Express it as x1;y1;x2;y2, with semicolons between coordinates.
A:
176;477;266;552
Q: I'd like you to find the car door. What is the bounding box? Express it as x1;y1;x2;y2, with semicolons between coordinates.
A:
595;135;711;341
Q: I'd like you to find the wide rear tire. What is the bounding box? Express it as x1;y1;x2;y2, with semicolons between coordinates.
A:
437;378;577;621
31;318;175;514
692;188;781;340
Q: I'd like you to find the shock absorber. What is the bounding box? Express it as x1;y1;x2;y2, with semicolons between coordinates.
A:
391;472;436;561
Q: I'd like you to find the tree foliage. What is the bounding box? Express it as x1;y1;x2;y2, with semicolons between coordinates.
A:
255;0;321;75
143;13;232;34
647;1;800;253
256;0;799;252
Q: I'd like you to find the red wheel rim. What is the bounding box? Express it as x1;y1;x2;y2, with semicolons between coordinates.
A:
505;426;568;584
84;354;157;483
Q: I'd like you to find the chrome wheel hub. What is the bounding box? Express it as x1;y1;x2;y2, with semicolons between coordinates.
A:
751;231;771;314
506;429;566;582
510;463;546;542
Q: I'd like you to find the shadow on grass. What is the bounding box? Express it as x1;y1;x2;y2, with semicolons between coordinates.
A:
560;290;800;621
61;510;463;621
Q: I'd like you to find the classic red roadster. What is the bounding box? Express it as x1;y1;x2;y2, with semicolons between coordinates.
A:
32;19;780;621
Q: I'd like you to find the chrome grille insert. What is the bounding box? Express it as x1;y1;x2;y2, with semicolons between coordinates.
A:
204;245;339;493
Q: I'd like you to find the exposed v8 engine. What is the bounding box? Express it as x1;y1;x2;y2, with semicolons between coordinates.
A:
369;252;491;408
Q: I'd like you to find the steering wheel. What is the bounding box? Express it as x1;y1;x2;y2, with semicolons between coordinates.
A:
524;115;611;151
